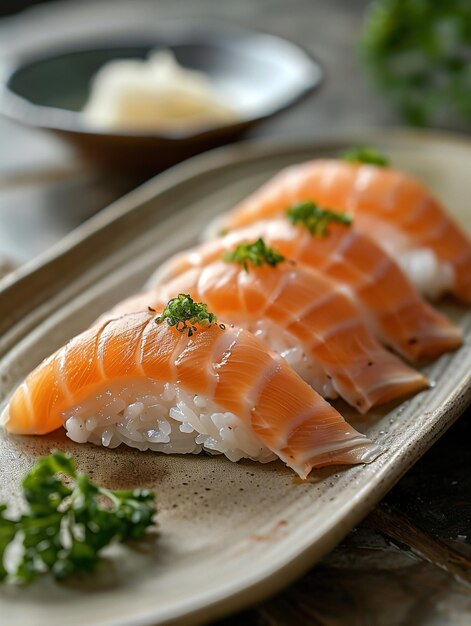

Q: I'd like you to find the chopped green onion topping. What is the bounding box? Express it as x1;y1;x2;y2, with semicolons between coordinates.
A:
341;146;390;166
287;201;352;237
155;294;221;336
223;238;285;272
0;451;156;584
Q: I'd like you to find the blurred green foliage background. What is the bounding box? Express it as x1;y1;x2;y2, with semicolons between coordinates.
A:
361;0;471;126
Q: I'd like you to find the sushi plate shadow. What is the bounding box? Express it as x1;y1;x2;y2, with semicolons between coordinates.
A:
0;129;470;626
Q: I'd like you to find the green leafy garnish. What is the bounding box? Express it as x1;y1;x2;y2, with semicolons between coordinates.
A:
342;146;390;167
287;201;352;237
156;293;221;336
360;0;471;126
0;451;156;584
223;238;285;272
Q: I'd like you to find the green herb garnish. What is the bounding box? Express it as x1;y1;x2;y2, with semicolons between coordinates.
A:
360;0;471;126
0;451;156;584
223;238;285;272
342;146;390;167
287;201;352;237
156;293;221;336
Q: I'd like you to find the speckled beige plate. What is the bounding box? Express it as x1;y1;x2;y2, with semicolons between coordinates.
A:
0;130;470;626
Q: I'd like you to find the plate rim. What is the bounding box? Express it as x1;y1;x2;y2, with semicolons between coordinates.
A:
2;126;471;296
2;128;470;344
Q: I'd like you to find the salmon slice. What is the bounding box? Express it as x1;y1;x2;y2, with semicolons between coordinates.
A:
213;160;471;302
1;312;379;478
150;219;462;361
101;263;428;412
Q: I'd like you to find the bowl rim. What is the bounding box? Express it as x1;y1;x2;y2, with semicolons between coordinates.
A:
0;21;324;141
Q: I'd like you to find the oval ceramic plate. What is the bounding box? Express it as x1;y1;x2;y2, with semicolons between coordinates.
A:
0;130;470;626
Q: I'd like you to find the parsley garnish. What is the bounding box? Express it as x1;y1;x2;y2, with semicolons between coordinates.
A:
360;0;471;126
287;201;352;237
223;238;285;272
155;294;221;336
0;451;156;584
342;146;390;167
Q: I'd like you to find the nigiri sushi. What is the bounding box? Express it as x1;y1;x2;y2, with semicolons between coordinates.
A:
1;300;380;478
149;218;462;362
211;152;471;302
101;244;428;412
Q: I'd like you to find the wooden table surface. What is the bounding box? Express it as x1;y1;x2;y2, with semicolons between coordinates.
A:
0;2;469;625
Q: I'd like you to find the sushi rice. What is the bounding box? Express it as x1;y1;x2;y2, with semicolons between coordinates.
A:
397;249;454;300
62;379;276;463
250;320;336;397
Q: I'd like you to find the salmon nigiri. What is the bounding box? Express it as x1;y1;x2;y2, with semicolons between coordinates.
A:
150;217;462;362
211;152;471;302
1;301;380;478
102;245;427;412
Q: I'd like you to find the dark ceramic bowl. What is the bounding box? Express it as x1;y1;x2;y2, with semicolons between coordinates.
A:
0;23;322;172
